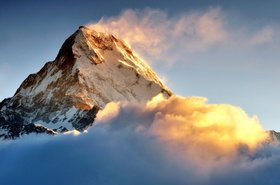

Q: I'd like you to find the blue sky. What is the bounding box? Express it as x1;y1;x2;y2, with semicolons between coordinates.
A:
1;0;280;130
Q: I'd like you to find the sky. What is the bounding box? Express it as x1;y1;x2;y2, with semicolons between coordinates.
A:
1;0;280;132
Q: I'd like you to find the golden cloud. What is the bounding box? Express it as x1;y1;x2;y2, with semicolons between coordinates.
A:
96;94;268;168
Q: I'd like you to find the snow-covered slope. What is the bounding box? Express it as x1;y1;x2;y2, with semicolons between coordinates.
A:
0;26;172;139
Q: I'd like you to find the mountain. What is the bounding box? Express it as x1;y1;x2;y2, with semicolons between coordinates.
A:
0;26;172;139
267;130;280;144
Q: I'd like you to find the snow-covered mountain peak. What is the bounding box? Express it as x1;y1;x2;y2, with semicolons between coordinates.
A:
0;26;172;139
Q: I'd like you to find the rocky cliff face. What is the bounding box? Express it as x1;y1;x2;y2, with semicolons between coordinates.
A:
0;26;172;139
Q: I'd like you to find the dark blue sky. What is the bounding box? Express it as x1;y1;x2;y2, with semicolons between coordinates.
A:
1;0;280;130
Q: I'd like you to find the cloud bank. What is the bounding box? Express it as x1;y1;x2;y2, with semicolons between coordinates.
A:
96;94;268;167
87;8;277;65
0;94;279;185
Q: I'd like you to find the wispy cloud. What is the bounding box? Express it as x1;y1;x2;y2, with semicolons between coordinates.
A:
87;8;277;65
87;7;228;64
250;26;274;46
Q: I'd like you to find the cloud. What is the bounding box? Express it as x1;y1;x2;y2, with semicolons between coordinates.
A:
87;8;277;65
96;94;268;168
250;26;274;45
1;94;279;185
87;7;229;64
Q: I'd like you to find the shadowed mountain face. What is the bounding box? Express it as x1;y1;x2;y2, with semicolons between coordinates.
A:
0;26;172;139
